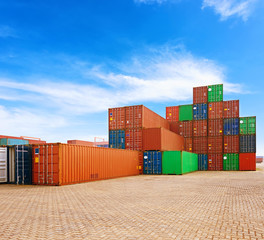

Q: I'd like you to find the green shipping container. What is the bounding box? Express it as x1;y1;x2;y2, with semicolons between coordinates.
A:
179;105;193;121
162;151;198;175
239;117;256;135
223;153;239;171
208;84;223;102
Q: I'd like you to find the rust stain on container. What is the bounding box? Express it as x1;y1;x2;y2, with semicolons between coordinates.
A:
32;143;139;186
143;128;184;151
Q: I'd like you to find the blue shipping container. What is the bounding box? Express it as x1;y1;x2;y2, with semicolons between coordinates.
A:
0;138;29;146
240;135;256;153
143;151;162;174
7;145;32;185
193;104;207;120
224;118;239;135
198;154;208;170
109;130;125;149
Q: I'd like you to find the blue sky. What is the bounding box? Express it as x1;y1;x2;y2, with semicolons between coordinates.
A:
0;0;263;154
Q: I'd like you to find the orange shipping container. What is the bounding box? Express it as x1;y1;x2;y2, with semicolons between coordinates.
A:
169;121;180;135
32;143;139;186
125;105;169;129
67;140;94;147
143;128;184;151
109;107;126;130
184;137;193;152
125;128;143;151
166;106;179;122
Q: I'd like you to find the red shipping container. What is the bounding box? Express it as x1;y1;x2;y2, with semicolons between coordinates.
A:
223;100;239;118
166;106;179;122
224;136;239;153
208;154;223;171
143;128;184;151
193;86;208;104
138;151;143;174
193;137;207;154
32;143;139;186
208;102;223;119
208;136;223;154
179;121;193;137
193;120;207;137
109;107;125;130
67;140;94;147
169;121;180;135
125;105;169;130
125;128;143;151
239;153;256;171
184;138;193;152
208;119;223;136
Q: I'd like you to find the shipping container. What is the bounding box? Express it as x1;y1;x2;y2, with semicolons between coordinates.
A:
125;105;169;130
193;137;208;154
208;84;223;102
193;104;207;120
179;105;193;121
239;117;256;135
109;107;126;130
208;154;223;171
32;144;139;186
0;138;29;146
0;147;7;183
208;136;223;154
224;118;239;135
162;151;198;175
143;151;162;174
208;119;223;136
7;145;32;185
208;102;223;119
193;120;207;137
223;100;239;118
109;130;125;149
179;121;193;138
184;138;193;152
125;128;143;151
224;136;239;153
193;86;208;104
143;128;184;151
240;135;256;153
67;140;95;147
256;156;263;163
198;154;208;171
169;121;180;135
138;151;143;174
166;106;179;122
223;153;239;171
239;153;256;171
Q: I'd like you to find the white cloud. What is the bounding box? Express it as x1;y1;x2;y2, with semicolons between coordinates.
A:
0;25;17;38
202;0;258;21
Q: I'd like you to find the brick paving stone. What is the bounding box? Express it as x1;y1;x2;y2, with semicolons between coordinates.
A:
0;163;264;239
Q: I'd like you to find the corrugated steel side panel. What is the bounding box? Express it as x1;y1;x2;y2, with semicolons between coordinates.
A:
193;104;207;120
33;144;139;186
208;102;223;119
223;118;239;135
239;153;256;171
223;100;239;118
162;151;181;175
109;130;125;149
184;138;193;152
208;154;223;170
193;137;208;154
208;84;223;102
109;107;126;130
0;138;29;146
239;135;256;153
0;147;7;183
67;140;94;147
198;154;208;171
193;86;208;104
166;106;179;122
143;128;184;151
208;119;223;136
208;136;223;154
143;151;162;174
224;136;239;153
138;151;143;174
179;121;193;137
125;128;143;151
193;120;207;137
169;121;180;135
182;151;198;174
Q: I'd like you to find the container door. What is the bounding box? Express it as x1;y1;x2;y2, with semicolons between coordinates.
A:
143;152;148;174
8;147;16;183
0;147;8;183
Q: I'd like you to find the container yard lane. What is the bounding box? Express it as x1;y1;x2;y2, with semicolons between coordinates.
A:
0;164;264;239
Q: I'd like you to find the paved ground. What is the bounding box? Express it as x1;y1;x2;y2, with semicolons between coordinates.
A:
0;164;264;240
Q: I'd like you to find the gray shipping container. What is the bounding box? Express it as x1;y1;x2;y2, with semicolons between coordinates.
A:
240;135;256;153
0;147;8;183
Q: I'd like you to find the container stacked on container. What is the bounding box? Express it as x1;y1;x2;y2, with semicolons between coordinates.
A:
109;105;171;174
